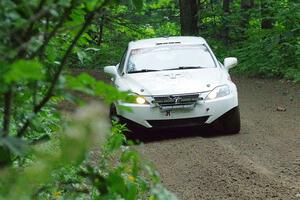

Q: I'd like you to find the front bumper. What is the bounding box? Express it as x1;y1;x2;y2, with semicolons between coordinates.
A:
116;92;238;129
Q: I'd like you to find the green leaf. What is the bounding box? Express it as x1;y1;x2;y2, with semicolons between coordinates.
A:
76;50;87;64
126;182;138;200
121;150;138;163
107;170;126;195
4;60;43;84
86;0;98;11
107;133;125;151
132;0;143;10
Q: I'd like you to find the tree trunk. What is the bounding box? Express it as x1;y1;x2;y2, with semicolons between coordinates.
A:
241;0;254;27
261;0;273;29
2;88;13;136
179;0;198;36
223;0;230;14
240;0;254;39
221;0;230;44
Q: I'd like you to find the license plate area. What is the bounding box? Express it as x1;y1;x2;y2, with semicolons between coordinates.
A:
159;104;195;111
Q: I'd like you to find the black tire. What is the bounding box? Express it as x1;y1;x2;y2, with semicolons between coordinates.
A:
109;104;120;123
221;106;241;134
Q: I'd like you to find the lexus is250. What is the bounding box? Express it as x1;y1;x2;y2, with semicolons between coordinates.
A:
104;36;240;134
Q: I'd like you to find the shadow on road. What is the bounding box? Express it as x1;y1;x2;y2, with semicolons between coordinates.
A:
128;126;233;144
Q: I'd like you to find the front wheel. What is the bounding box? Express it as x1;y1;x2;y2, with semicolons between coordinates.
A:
109;104;120;123
221;106;241;134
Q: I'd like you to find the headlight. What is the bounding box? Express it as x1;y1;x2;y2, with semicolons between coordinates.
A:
124;93;149;104
135;96;147;104
206;85;230;100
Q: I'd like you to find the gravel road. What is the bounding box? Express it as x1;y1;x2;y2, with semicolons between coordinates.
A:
134;76;300;200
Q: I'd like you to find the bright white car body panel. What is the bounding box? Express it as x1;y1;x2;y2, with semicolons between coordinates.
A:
105;36;238;128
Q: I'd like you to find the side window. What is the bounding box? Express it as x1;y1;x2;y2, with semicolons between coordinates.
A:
118;48;128;74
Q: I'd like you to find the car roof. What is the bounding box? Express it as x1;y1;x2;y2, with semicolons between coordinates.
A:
128;36;207;49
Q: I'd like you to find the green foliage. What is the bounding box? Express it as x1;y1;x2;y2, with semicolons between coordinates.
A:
4;60;44;84
0;0;178;199
65;73;134;103
0;113;176;199
199;0;300;81
0;105;177;199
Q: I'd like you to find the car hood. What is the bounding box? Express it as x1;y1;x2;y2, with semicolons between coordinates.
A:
122;68;227;96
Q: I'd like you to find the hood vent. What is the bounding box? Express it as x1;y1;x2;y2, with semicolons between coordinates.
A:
156;41;181;46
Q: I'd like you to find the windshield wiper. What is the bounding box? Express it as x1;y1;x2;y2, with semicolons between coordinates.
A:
128;69;160;74
165;66;205;71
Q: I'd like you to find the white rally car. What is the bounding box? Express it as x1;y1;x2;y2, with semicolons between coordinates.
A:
104;36;240;134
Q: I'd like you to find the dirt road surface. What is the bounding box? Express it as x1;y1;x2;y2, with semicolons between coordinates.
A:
133;76;300;200
82;69;299;200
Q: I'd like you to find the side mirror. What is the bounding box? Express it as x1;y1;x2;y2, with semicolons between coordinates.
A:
224;57;238;70
104;65;117;75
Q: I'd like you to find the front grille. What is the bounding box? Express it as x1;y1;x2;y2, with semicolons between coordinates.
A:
147;116;209;128
153;94;200;107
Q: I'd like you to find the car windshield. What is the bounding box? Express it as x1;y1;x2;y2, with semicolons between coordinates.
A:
126;44;216;73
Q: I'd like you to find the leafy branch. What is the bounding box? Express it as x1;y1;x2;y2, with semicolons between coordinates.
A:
29;0;77;59
17;0;110;138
